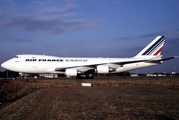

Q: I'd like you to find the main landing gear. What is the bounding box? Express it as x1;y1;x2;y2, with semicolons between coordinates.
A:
76;74;94;79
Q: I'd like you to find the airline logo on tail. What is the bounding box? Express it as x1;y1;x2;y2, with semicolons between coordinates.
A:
136;36;166;57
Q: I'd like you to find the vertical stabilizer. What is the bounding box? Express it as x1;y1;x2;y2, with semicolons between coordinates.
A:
135;36;166;58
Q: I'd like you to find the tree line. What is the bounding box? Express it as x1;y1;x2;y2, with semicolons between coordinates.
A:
0;70;131;78
0;70;19;78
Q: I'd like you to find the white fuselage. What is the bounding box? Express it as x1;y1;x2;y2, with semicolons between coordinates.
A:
1;54;160;74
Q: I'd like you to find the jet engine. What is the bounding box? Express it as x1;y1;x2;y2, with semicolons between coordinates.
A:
96;65;116;74
96;65;109;74
65;69;77;77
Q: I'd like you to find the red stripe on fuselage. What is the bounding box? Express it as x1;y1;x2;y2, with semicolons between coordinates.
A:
154;47;163;55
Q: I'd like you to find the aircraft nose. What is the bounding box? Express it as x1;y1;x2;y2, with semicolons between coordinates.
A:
1;62;6;68
1;61;12;70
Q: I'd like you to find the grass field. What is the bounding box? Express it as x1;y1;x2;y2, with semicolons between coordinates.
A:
0;76;179;119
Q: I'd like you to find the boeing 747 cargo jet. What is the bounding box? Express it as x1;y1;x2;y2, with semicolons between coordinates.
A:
1;36;178;78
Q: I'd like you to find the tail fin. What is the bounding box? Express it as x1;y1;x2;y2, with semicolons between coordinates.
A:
135;36;166;58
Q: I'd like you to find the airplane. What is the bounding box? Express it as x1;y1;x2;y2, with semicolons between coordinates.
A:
1;36;178;79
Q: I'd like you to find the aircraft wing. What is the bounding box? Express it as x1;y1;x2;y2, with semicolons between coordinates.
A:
55;59;148;72
55;56;178;72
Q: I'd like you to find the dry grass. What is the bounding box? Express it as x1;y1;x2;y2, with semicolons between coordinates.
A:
29;76;179;87
0;76;179;120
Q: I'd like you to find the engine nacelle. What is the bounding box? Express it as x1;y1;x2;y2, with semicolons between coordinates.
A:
96;65;109;74
65;69;77;77
96;65;116;74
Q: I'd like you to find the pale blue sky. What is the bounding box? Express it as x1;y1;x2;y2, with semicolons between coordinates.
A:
0;0;179;73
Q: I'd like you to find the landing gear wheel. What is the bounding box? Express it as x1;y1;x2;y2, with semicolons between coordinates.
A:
76;74;94;79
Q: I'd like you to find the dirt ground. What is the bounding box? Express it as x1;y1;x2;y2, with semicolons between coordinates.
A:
0;76;179;120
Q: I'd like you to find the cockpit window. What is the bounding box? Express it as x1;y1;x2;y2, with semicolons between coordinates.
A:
14;56;18;58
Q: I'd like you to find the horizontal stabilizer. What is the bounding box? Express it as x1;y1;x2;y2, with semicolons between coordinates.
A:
157;56;178;61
